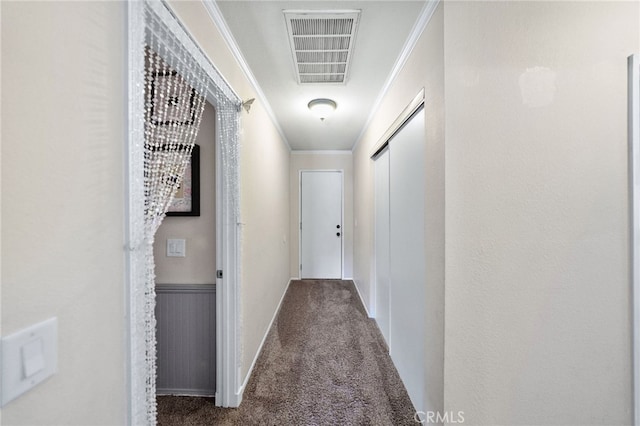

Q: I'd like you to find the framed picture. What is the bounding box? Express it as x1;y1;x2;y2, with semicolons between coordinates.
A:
150;71;196;126
167;144;200;216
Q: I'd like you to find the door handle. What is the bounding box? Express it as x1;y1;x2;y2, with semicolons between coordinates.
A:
337;232;341;237
337;225;341;229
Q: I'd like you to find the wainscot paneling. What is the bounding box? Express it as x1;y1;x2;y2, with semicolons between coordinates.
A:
155;284;216;396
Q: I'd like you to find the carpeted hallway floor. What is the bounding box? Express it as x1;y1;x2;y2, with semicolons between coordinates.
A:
157;279;417;425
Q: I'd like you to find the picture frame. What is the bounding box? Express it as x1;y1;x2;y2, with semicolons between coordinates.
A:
167;144;200;217
150;71;197;126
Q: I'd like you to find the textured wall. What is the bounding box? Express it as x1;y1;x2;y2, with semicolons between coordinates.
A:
352;2;445;416
153;102;217;285
443;2;639;424
289;152;354;279
1;2;126;424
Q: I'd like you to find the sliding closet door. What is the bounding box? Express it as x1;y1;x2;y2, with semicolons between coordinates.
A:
374;147;391;344
389;106;426;412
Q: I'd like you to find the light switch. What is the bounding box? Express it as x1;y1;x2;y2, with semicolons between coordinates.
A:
22;338;45;378
1;317;57;407
167;238;186;257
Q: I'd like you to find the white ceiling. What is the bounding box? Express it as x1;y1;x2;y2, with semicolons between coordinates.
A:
214;1;427;151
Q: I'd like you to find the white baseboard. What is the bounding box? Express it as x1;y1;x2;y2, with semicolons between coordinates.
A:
351;279;372;318
236;278;292;400
230;387;243;407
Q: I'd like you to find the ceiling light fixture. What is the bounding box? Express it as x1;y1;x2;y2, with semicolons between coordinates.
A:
308;98;337;121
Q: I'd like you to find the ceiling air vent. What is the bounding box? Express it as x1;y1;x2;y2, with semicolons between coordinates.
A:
284;10;361;84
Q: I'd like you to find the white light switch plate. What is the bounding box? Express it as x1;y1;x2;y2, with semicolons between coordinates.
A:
1;317;58;407
167;238;186;257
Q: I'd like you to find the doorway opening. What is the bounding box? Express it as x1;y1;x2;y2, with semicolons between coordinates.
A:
154;104;217;397
126;1;242;423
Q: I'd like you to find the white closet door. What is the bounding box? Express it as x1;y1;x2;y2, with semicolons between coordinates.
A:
374;147;391;344
389;107;426;413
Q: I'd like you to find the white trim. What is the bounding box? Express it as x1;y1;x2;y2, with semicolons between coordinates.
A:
352;0;440;153
153;0;240;106
371;89;425;159
629;53;640;426
125;1;146;423
351;279;372;318
213;105;242;409
202;0;292;152
291;150;353;156
237;279;293;402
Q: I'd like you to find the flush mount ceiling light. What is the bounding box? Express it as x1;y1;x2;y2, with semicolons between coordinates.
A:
308;98;337;121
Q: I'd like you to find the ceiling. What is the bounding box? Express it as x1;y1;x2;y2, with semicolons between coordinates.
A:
214;1;427;151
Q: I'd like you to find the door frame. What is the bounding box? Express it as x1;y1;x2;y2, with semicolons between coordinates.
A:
628;53;640;426
125;1;243;423
298;169;344;279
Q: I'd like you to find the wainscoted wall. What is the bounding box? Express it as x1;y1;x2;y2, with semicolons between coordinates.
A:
156;284;216;396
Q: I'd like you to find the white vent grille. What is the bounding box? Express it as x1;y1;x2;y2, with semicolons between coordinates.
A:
284;10;361;84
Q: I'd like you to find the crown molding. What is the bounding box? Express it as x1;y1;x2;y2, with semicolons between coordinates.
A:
203;0;292;151
352;0;440;153
291;150;353;156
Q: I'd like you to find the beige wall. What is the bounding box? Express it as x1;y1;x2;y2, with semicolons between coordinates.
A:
354;0;639;423
1;2;126;425
289;152;354;279
168;1;291;382
443;2;638;424
353;2;445;416
153;102;217;285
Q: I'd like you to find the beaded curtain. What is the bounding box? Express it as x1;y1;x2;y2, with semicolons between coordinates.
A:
130;2;242;424
142;5;208;424
142;48;208;419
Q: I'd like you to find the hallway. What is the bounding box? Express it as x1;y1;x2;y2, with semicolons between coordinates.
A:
157;280;416;425
2;1;639;424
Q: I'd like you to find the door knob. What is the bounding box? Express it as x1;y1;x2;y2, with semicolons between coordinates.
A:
337;232;341;237
336;225;341;229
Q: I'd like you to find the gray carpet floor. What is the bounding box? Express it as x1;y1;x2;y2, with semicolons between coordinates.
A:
157;279;417;425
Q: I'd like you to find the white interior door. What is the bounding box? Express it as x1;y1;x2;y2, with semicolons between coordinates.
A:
374;147;390;344
300;171;343;279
